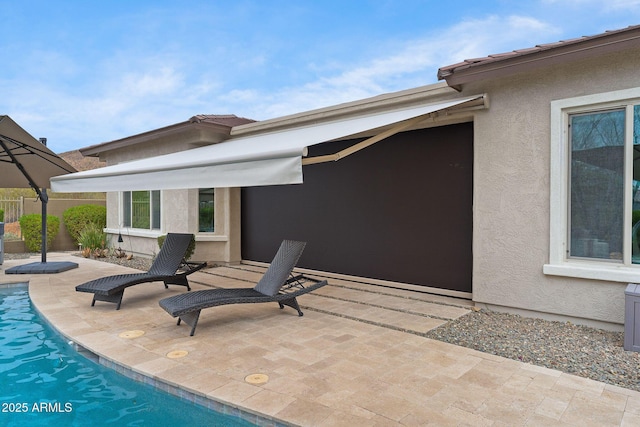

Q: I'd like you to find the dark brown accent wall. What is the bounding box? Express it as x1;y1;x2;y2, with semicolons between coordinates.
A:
241;122;473;293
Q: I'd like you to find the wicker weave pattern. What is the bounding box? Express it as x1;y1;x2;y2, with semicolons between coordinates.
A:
254;240;306;296
148;233;194;275
76;273;162;296
160;277;327;317
75;233;206;309
158;240;328;336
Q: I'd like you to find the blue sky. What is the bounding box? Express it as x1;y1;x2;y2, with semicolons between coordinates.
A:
1;0;639;153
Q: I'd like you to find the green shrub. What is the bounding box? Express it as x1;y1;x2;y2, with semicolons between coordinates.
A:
78;223;106;252
157;234;195;260
0;209;4;222
19;214;60;252
63;204;106;244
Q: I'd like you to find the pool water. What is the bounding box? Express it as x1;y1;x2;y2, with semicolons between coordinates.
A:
0;285;257;427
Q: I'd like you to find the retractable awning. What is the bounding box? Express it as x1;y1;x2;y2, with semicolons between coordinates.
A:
50;94;485;192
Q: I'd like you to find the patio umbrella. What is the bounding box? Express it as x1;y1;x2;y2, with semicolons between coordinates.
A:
0;115;78;273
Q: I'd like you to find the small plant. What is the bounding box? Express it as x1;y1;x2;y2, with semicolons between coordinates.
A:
0;209;4;222
19;214;60;252
78;223;107;258
2;221;21;241
157;234;195;260
4;232;20;241
63;204;106;244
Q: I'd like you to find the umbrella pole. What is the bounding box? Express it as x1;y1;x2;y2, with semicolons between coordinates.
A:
0;136;50;264
40;188;48;263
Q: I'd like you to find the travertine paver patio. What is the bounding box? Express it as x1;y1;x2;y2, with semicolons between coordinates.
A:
2;252;640;426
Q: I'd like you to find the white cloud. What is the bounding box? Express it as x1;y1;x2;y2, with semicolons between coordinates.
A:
604;0;640;11
119;67;183;98
219;15;560;120
2;5;628;152
542;0;640;11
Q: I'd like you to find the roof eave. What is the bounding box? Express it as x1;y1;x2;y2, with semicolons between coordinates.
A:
80;120;235;157
439;27;640;88
232;81;459;137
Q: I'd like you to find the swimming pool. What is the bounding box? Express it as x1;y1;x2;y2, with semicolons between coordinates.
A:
0;284;257;427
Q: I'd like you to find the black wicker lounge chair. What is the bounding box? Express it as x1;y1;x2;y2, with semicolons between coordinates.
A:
158;240;328;336
76;233;207;310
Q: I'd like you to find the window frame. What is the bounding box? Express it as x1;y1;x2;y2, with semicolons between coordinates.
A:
198;188;215;233
121;190;161;231
545;87;640;282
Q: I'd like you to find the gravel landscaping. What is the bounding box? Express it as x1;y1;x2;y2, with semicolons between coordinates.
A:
425;308;640;392
5;252;640;392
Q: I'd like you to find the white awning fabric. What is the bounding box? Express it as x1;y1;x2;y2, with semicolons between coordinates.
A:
50;95;484;192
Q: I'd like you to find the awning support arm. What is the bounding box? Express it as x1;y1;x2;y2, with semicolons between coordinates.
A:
301;113;431;166
301;95;487;166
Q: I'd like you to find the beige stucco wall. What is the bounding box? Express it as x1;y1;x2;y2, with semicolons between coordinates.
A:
100;128;242;264
461;47;640;328
105;187;241;264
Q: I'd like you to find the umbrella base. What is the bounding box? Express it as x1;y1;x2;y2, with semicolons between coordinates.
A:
5;261;79;274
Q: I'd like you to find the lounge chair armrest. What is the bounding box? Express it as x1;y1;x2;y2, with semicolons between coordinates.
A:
280;274;325;292
179;260;208;274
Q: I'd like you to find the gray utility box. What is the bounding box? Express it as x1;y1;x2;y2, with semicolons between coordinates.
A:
0;222;4;265
624;283;640;352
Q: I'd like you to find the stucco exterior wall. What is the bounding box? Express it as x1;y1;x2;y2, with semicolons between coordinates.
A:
99;128;242;264
161;187;241;264
104;187;241;264
462;47;640;327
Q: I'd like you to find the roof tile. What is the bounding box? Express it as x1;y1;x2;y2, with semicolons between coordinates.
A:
438;24;640;81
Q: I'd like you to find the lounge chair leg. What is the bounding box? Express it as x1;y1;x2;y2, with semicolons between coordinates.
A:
178;311;201;336
91;291;124;310
279;298;304;316
164;276;191;291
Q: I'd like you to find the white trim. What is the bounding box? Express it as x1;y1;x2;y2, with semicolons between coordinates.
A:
104;227;161;239
195;234;228;242
153;189;162;231
105;228;229;242
547;87;640;282
624;106;635;265
543;262;640;283
550;87;640;110
548;96;569;265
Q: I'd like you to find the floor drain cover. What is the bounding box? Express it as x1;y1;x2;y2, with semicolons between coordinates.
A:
166;350;189;359
119;330;145;339
245;373;269;385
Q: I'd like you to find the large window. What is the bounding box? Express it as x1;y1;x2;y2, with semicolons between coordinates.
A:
546;89;640;282
198;188;214;232
123;190;161;230
569;109;625;261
